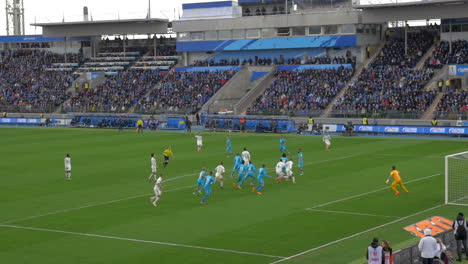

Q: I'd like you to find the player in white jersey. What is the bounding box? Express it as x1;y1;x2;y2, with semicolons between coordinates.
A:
147;153;157;182
64;154;72;180
323;127;331;152
285;160;297;184
195;134;203;152
150;173;163;207
275;159;285;183
214;161;226;189
241;148;251;165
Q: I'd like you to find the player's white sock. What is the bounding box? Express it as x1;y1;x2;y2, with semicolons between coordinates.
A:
220;181;224;188
292;177;296;184
154;196;160;203
147;174;153;181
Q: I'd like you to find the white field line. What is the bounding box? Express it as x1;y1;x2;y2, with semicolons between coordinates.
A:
268;204;446;264
0;224;286;259
305;209;400;219
1;185;194;225
2;154;358;225
376;154;443;158
308;173;442;209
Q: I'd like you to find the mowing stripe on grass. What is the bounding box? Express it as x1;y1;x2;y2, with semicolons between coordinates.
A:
1;185;194;225
305;209;400;219
307;173;442;209
2;154;358;225
0;224;286;259
268;203;446;264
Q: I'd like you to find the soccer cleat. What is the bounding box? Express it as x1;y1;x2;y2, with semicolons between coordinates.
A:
252;187;256;192
153;203;157;207
256;192;262;195
293;182;297;184
232;183;237;188
395;192;400;195
200;202;206;205
237;186;242;189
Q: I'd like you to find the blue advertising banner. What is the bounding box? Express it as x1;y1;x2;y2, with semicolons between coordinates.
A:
174;66;242;72
0;35;91;43
0;118;41;124
277;64;352;71
336;125;468;135
177;35;357;52
450;65;468;76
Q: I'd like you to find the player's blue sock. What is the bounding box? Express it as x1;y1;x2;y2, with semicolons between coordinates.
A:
256;186;263;192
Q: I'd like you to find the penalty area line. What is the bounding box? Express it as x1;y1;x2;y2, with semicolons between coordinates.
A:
305;209;400;219
0;224;286;259
308;173;442;209
268;203;446;264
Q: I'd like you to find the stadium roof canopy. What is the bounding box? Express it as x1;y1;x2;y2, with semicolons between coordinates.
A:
32;18;169;37
358;0;468;23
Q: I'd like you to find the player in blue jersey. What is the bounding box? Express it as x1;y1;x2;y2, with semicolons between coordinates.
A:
253;164;271;195
280;153;288;163
193;168;207;195
233;161;247;189
280;136;290;154
200;172;216;205
225;136;232;157
231;153;242;178
240;161;256;187
297;148;304;176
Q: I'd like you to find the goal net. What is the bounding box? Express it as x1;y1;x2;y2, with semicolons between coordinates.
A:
445;151;468;206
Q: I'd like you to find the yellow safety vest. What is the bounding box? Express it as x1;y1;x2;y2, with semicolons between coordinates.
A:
362;118;368;125
2;112;6;117
431;120;438;126
445;80;450;86
308;118;314;124
438;81;443;87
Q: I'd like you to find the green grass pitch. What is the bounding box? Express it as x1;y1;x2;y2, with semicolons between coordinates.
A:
0;127;467;264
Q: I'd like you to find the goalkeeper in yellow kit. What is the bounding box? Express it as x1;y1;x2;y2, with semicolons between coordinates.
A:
386;166;409;195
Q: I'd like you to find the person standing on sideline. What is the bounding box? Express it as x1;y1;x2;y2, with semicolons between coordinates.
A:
381;240;393;264
366;237;384;264
434;238;446;260
452;212;468;262
196;113;200;125
186;119;192;133
64;154;72;180
418;229;438;264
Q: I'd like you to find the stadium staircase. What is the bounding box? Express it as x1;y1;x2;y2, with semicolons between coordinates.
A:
232;66;277;115
421;92;444;120
424;65;449;91
199;66;276;115
413;43;436;70
129;66;176;113
319;41;386;118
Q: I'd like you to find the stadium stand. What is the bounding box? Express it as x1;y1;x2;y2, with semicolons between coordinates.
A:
248;66;354;116
332;28;438;118
136;69;237;114
0;50;79;113
63;69;167;113
435;90;468;118
426;40;468;68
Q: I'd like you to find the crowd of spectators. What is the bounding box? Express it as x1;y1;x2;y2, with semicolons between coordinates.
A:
137;70;236;114
249;66;353;114
373;30;436;68
436;91;468;112
191;53;356;67
334;31;438;116
426;40;468;68
63;69;166;113
0;50;78;113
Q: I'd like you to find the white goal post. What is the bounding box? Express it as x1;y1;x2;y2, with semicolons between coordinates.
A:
445;151;468;206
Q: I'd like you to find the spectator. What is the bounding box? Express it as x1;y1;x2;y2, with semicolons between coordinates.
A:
452;212;468;262
366;237;384;264
250;67;353;115
431;118;438;126
381;240;393;264
418;228;438;264
434;238;446;260
137;70;236;114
